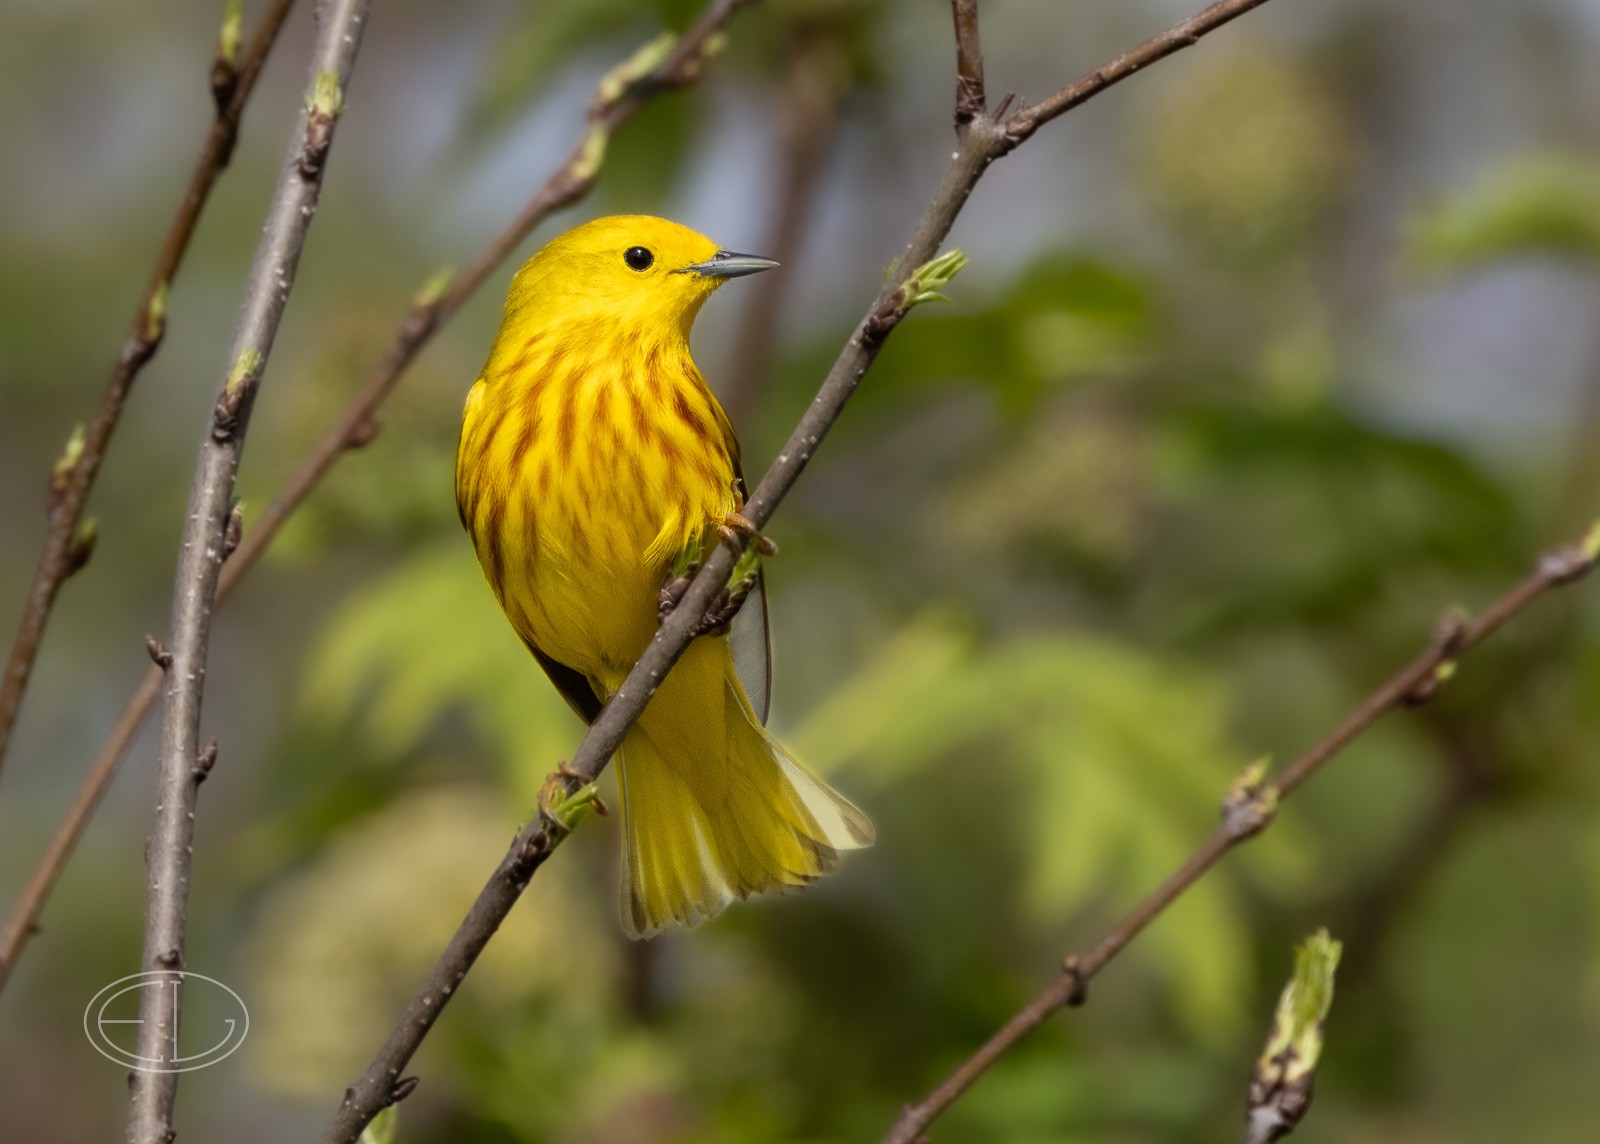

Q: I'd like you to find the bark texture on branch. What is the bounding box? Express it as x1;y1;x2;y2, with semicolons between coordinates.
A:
320;1;1286;1139
0;0;760;998
881;526;1599;1144
128;3;370;1142
0;0;298;781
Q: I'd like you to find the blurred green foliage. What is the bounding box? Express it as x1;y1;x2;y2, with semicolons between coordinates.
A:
1406;153;1600;272
2;2;1600;1144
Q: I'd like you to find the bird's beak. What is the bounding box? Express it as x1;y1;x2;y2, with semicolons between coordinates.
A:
681;250;780;279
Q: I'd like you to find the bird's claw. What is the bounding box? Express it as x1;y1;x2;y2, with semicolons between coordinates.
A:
658;564;760;638
718;512;778;556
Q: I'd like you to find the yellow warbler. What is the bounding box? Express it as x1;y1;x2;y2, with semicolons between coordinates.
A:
455;215;873;938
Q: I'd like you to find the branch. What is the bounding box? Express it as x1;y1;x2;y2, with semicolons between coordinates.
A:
951;0;986;124
320;2;1282;1139
0;0;758;996
1002;0;1277;147
127;3;370;1141
881;526;1600;1144
0;0;298;780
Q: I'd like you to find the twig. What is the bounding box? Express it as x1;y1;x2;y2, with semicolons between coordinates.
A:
951;0;986;124
881;529;1599;1144
0;0;299;780
127;3;370;1142
1001;0;1278;146
0;0;759;996
320;1;1281;1139
220;0;762;596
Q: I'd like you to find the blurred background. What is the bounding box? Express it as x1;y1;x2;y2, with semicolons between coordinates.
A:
3;0;1600;1140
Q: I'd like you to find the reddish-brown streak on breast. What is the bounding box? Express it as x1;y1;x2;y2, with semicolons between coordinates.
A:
480;493;508;592
554;391;577;465
628;386;656;450
509;405;541;475
653;435;685;477
686;455;724;500
671;388;703;437
506;332;542;379
521;497;539;577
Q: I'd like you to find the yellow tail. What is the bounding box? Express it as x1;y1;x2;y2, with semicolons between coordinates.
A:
615;637;873;939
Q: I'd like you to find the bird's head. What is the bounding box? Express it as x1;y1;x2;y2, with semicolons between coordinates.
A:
505;215;777;341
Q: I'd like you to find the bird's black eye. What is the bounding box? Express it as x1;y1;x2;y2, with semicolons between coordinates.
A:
624;246;654;272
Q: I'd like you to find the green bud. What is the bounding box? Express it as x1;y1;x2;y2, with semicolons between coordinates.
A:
226;348;264;394
1233;756;1270;794
146;281;169;343
902;249;969;308
309;70;344;119
218;0;243;68
598;33;677;104
54;424;87;484
64;518;98;577
413;266;455;309
544;781;603;837
570;125;610;183
1261;928;1341;1085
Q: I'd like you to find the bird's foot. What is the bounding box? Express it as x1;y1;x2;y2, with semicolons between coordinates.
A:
658;561;760;638
717;512;778;556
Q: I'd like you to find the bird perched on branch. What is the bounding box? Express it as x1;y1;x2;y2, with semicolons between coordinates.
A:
455;215;873;938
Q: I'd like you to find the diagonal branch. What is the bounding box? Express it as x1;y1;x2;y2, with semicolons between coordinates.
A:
0;0;299;780
880;527;1599;1144
127;3;371;1141
0;0;760;997
319;1;1283;1139
1005;0;1276;145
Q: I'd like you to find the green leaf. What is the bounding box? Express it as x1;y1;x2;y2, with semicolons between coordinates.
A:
1407;152;1600;272
360;1105;398;1144
299;544;579;804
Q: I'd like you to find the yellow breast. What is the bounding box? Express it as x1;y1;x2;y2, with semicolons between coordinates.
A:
455;320;739;687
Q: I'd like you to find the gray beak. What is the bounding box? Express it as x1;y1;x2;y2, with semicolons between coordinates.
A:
682;250;780;279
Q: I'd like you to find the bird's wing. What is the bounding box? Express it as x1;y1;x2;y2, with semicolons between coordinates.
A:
729;567;772;726
523;637;604;724
725;445;773;727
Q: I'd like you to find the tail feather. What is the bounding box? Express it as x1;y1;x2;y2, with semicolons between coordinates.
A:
616;637;872;939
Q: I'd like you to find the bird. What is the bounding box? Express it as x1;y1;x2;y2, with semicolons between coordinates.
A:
455;215;873;938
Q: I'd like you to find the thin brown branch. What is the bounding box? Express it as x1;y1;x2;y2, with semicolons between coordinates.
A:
880;530;1599;1144
0;0;758;997
127;3;371;1141
0;0;297;780
0;672;159;991
320;1;1283;1138
223;0;763;592
1003;0;1277;147
951;0;986;124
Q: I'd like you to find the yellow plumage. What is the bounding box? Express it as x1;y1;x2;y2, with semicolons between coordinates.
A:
455;215;872;938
